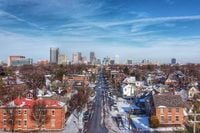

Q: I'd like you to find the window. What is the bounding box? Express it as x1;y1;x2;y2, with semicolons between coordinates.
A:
18;109;21;115
3;120;6;125
24;120;27;126
18;120;21;126
168;108;172;114
168;116;172;122
52;110;55;116
42;109;46;115
160;115;164;123
176;116;179;122
24;110;27;115
3;110;6;116
51;119;55;127
9;120;13;125
160;108;164;114
176;108;179;113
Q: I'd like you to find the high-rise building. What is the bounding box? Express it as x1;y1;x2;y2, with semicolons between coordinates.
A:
102;57;110;65
82;56;88;64
97;59;101;65
110;60;115;65
8;56;25;66
78;52;82;63
58;54;67;65
171;58;176;64
50;47;59;64
11;58;33;67
127;60;132;65
72;53;78;64
8;56;33;67
72;52;82;64
90;52;96;64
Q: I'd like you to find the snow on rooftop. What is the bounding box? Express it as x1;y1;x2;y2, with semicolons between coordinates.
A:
58;101;65;107
157;106;167;108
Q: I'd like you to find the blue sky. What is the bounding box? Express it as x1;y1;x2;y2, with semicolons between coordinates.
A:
0;0;200;63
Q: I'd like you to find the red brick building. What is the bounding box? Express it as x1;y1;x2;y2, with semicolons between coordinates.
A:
0;97;66;132
63;74;89;92
152;94;185;126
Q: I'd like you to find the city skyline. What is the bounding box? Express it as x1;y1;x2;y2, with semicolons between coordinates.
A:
0;0;200;63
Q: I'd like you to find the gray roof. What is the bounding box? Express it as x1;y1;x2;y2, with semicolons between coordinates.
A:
153;94;184;107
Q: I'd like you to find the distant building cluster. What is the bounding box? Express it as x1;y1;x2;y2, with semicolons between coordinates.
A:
2;47;180;66
49;48;101;65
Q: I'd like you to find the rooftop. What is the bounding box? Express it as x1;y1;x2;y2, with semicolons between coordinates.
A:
3;97;65;108
153;94;184;108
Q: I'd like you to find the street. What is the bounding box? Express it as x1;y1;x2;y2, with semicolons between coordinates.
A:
87;69;108;133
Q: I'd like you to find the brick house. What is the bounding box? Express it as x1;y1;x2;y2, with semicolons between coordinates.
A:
0;97;66;132
63;74;89;90
152;94;185;126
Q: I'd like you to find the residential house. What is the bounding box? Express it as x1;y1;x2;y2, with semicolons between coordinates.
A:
135;81;144;88
0;97;66;132
175;88;188;102
188;86;199;99
122;77;137;98
122;84;136;98
165;71;185;86
145;71;166;85
152;94;185;126
153;84;170;94
63;74;89;89
165;78;178;86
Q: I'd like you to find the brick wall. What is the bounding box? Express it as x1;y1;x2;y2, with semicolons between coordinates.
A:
0;107;65;131
156;107;184;126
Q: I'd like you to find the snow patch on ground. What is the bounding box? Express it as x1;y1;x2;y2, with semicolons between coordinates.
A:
131;116;150;131
65;109;86;133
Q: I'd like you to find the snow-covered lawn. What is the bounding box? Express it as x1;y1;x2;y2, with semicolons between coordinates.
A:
64;111;84;133
131;116;150;131
106;98;134;133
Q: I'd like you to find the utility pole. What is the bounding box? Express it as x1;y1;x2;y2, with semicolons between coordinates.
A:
194;111;196;133
188;112;200;133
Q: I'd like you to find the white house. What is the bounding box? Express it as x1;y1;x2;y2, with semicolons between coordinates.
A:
188;86;199;99
122;84;136;98
135;81;144;88
123;76;136;84
122;77;138;98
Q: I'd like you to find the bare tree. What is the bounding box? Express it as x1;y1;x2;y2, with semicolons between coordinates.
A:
21;70;45;99
30;100;50;132
5;106;18;132
69;88;90;113
68;88;91;132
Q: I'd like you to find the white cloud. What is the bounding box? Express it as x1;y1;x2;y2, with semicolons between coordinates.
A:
165;0;175;5
98;15;200;28
0;10;42;29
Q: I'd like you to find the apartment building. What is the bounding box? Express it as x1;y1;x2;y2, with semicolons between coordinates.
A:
153;94;185;126
0;97;66;132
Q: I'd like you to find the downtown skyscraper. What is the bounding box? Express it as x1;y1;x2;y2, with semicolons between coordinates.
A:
50;47;59;64
72;52;82;64
90;52;96;65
